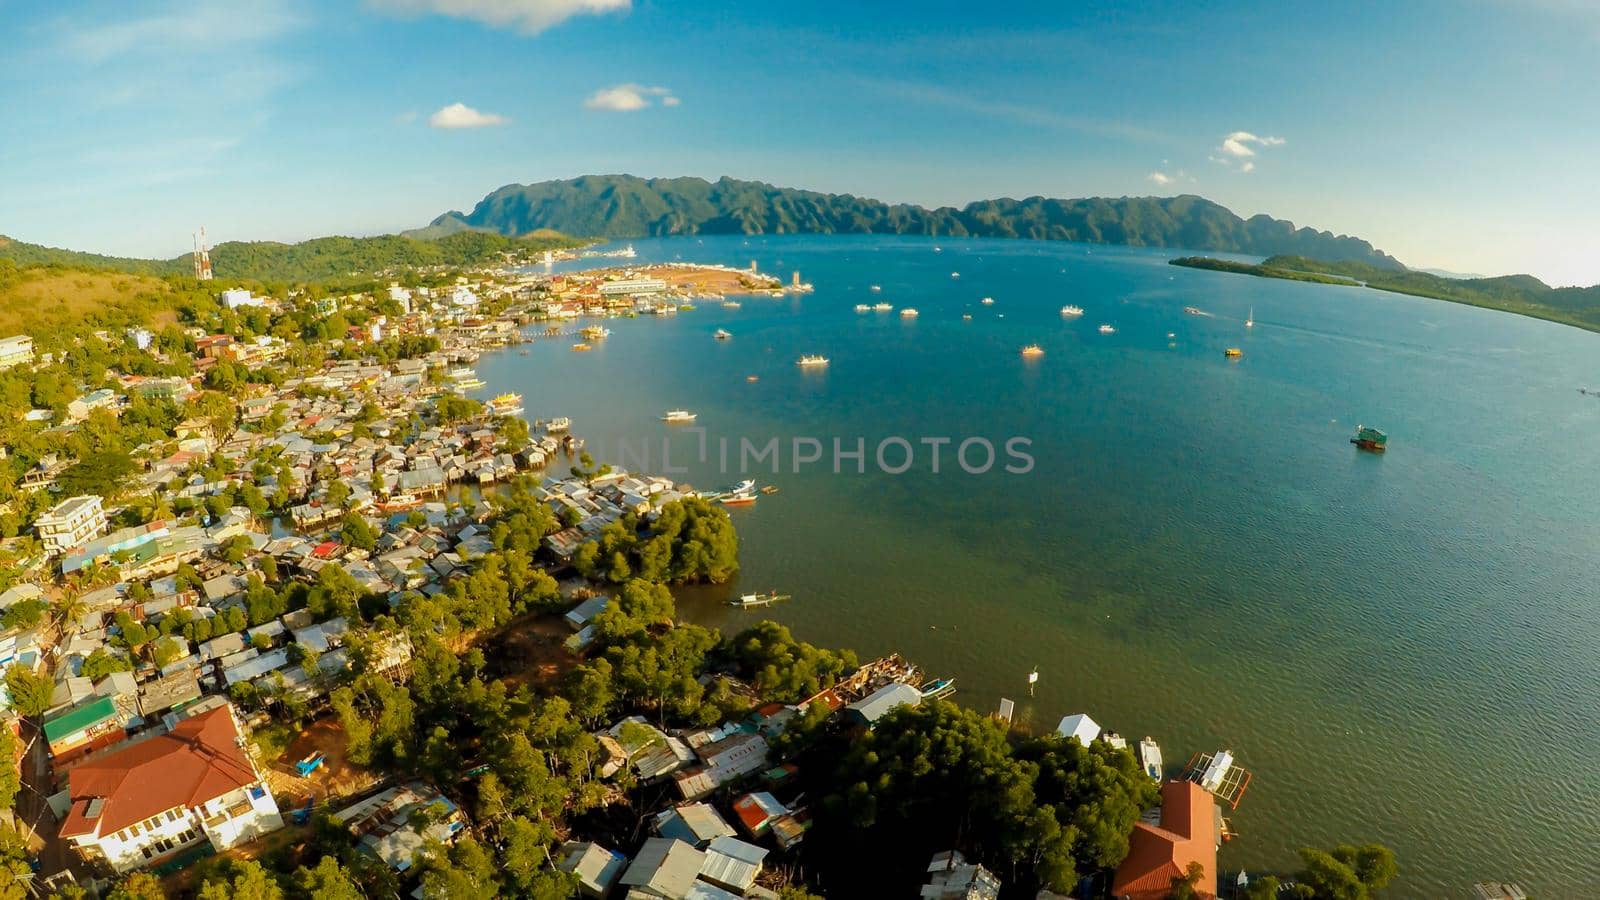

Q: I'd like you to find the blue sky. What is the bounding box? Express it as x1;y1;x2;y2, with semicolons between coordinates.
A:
1;0;1596;284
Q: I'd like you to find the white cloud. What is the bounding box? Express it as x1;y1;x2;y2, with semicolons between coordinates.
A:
1147;172;1173;186
428;102;508;128
367;0;629;36
1213;131;1284;173
584;83;678;111
1219;130;1285;158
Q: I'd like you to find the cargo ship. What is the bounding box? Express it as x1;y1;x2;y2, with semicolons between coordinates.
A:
1351;425;1388;452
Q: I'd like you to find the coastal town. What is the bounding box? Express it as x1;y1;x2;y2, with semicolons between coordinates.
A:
0;251;1403;900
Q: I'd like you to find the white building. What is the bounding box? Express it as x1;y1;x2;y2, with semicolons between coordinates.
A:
599;278;668;297
450;286;480;307
221;288;264;309
0;335;34;370
36;495;107;556
1055;712;1102;746
57;705;283;873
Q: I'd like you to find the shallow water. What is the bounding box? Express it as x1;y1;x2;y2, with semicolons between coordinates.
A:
480;234;1600;896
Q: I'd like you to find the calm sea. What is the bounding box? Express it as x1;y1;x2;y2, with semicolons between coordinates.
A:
478;235;1600;897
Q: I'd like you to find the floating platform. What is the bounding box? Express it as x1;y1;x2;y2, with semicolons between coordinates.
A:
1181;750;1253;810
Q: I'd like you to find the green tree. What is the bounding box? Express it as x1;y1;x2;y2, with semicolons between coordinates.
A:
341;512;377;551
197;860;283;900
80;648;135;681
293;857;363;900
106;871;166;899
0;730;18;812
4;664;53;717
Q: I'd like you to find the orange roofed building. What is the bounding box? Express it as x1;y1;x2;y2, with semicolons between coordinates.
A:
1112;780;1219;900
57;704;283;873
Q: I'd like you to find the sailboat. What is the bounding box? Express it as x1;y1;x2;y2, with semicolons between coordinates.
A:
1245;307;1254;328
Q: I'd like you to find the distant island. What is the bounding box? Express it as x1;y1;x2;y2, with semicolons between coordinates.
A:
1171;255;1600;333
412;174;1403;268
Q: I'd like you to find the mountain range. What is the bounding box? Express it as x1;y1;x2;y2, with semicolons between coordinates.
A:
412;174;1404;269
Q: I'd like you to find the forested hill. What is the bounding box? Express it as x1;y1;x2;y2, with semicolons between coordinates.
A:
0;230;583;284
414;174;1404;268
1172;255;1600;332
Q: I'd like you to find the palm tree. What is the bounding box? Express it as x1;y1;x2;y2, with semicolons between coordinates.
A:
51;587;88;636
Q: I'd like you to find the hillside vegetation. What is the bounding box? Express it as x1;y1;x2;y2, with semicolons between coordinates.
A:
0;259;187;335
1171;255;1600;332
417;174;1403;267
0;229;584;286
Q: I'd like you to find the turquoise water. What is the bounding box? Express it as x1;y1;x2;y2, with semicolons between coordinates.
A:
480;235;1600;896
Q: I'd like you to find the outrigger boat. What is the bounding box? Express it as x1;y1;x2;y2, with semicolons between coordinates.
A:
661;410;698;423
920;677;957;700
729;591;791;608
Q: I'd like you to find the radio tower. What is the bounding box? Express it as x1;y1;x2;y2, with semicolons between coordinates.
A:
192;227;214;281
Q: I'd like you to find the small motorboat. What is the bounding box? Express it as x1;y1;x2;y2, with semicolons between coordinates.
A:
920;677;957;700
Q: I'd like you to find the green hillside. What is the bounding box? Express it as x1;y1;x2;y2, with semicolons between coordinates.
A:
1171;255;1600;332
416;174;1404;267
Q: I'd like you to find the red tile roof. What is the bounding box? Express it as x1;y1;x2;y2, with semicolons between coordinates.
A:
58;707;258;839
1112;781;1218;900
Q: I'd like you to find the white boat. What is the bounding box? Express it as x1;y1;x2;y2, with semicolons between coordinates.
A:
873;302;893;311
1245;307;1254;328
1060;305;1084;317
1098;324;1116;334
661;410;697;423
869;285;883;292
730;591;789;608
722;300;742;309
854;304;871;313
729;480;756;494
950;272;961;279
981;297;994;305
714;329;732;340
580;325;612;339
1199;749;1234;792
797;354;830;367
545;417;571;433
1137;736;1163;781
900;308;919;318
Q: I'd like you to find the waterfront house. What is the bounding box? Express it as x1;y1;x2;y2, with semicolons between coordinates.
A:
922;850;1001;900
619;837;706;900
654;802;736;848
698;836;768;895
57;704;283;873
558;840;629;898
844;682;922;729
564;595;610;631
673;733;771;800
730;792;789;838
1111;780;1218;900
332;781;465;872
